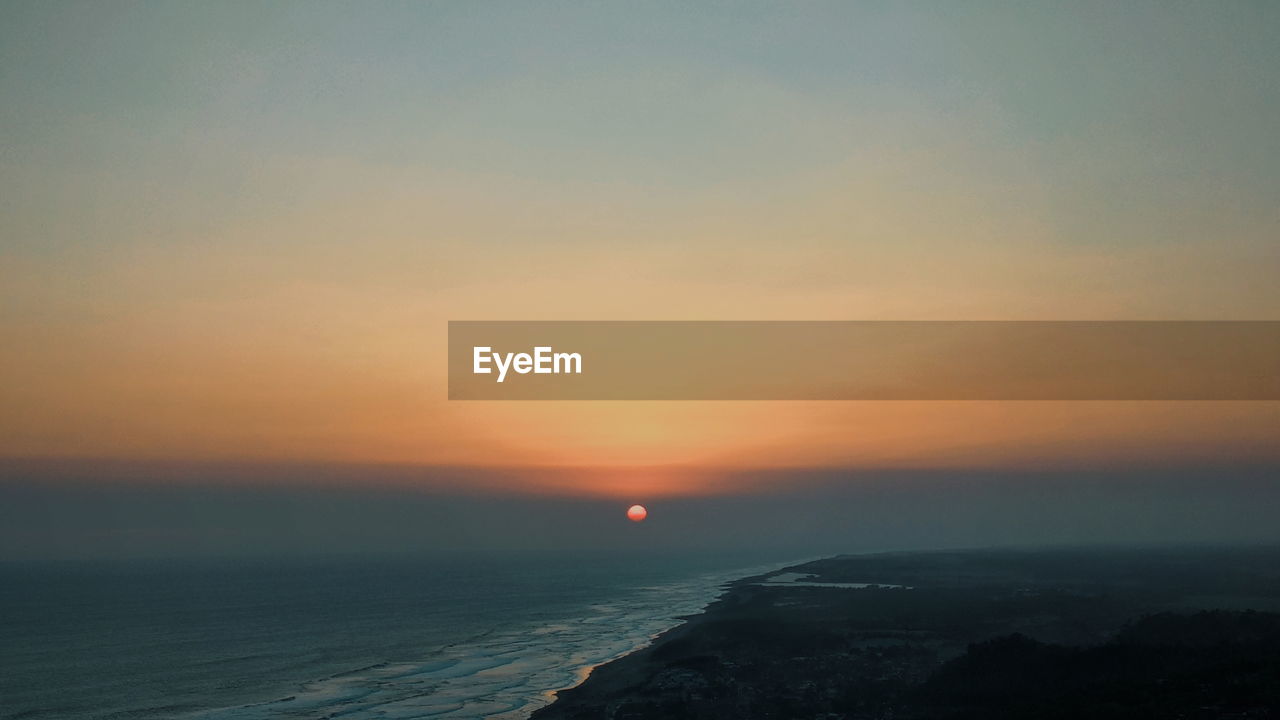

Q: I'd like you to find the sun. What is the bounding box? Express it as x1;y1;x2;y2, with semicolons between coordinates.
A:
626;504;648;522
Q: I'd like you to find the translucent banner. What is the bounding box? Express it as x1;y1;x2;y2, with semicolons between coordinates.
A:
448;321;1280;400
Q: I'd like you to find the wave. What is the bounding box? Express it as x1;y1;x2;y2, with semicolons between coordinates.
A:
185;560;801;720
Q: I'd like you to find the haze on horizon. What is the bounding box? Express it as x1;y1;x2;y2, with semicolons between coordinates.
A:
2;2;1279;526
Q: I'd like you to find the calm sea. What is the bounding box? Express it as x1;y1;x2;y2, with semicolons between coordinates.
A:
0;550;798;720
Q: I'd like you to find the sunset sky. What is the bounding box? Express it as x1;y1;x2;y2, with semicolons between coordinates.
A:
3;2;1279;507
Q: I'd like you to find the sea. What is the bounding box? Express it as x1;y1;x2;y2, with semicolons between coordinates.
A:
0;550;802;720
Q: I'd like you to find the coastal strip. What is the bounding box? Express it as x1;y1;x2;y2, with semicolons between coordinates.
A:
532;547;1280;720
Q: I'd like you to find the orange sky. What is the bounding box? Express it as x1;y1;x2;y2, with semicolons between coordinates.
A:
3;161;1278;490
3;5;1279;497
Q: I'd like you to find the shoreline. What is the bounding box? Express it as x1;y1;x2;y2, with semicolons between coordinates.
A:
522;557;821;718
529;560;819;719
531;546;1280;719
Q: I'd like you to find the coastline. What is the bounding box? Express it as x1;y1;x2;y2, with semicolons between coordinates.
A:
530;561;820;719
521;558;819;718
531;547;1280;720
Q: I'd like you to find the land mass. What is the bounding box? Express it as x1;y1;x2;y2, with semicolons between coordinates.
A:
533;547;1280;719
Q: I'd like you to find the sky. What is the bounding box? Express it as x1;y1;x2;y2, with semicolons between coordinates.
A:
1;2;1278;556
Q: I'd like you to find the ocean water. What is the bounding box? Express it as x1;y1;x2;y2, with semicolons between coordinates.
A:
0;550;797;720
